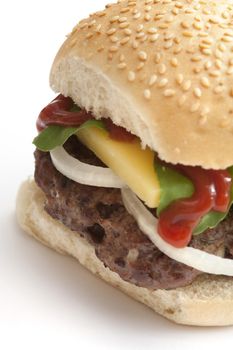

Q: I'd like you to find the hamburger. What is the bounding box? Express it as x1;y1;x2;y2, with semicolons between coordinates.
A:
16;0;233;326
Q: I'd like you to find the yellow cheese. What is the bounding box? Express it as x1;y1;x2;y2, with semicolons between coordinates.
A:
76;126;160;208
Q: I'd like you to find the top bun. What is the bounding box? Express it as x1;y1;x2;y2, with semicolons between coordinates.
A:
50;0;233;169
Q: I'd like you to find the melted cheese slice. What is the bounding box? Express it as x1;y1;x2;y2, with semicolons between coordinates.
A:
76;127;160;208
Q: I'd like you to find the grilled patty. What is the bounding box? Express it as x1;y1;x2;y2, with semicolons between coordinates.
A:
34;136;233;290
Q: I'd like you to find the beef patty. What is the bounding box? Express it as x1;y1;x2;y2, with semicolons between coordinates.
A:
34;136;233;290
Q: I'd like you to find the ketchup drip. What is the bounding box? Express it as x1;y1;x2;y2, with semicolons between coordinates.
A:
37;94;135;142
36;94;93;131
158;165;232;248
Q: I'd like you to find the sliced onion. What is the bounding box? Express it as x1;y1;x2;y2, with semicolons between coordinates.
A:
121;187;233;276
50;147;124;188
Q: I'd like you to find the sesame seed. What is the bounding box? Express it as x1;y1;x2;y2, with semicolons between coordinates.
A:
107;28;116;36
200;105;210;118
124;28;132;35
86;32;94;39
200;77;210;88
190;102;200;113
202;38;213;45
209;16;219;24
119;22;129;29
164;89;176;97
97;46;104;52
80;22;88;29
144;14;151;21
120;7;130;13
221;6;230;16
191;56;202;62
227;67;233;75
172;8;179;15
159;23;169;29
110;15;120;23
117;62;127;70
230;88;233;97
178;95;186;106
174;37;181;44
194;87;202;98
181;21;190;29
202;48;212;56
176;73;184;85
133;12;141;19
182;80;191;91
137;62;145;71
215;59;222;69
209;70;221;77
108;53;113;61
147;27;157;34
120;37;130;45
182;31;193;37
118;17;127;23
204;61;212;70
140;35;148;43
109;45;118;53
222;36;233;43
144;89;151;100
175;2;183;9
136;32;145;39
215;49;223;59
128;71;136;82
136;24;144;32
119;54;125;62
150;34;159;42
158;78;168;87
154;53;161;64
193;66;202;74
214;85;224;94
149;74;158;86
170;57;178;67
199;115;208;127
138;51;148;61
193;22;202;30
132;40;139;49
164;41;173;49
95;24;102;33
110;36;119;43
145;5;152;12
158;63;167;74
164;32;174;41
174;46;182;54
218;43;227;52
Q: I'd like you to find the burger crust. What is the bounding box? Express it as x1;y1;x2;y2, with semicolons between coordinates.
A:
50;0;233;170
16;179;233;326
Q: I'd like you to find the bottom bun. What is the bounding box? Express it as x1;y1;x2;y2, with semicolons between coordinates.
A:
16;179;233;326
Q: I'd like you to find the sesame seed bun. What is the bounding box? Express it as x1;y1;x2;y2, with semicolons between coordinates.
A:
50;0;233;169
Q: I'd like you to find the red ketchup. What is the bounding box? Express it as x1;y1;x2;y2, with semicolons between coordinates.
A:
158;165;232;248
36;94;93;131
37;94;135;142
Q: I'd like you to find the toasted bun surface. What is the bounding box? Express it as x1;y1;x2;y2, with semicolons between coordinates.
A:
16;179;233;326
50;0;233;170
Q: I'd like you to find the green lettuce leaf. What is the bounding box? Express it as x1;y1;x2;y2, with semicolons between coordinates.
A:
155;161;233;235
33;120;105;152
155;162;194;216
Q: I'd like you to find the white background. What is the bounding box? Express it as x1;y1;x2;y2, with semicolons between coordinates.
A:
0;1;233;349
